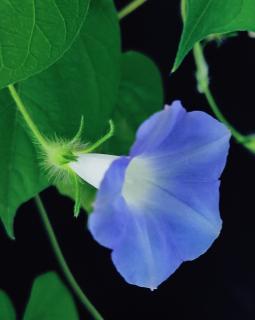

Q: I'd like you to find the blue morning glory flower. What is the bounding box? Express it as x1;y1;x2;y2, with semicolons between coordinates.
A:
70;101;231;289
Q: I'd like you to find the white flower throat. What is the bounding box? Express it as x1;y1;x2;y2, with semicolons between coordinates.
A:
69;153;119;188
69;153;153;207
122;157;153;207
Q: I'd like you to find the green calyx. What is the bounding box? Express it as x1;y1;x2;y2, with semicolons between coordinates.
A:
44;118;115;169
41;116;86;180
41;118;114;217
45;141;78;168
80;119;114;154
43;138;83;217
41;137;83;185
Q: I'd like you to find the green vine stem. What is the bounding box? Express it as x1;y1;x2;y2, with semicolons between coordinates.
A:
192;42;246;144
118;0;147;20
34;195;104;320
180;0;250;148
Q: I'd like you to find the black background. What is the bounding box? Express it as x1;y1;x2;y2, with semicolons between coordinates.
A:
1;0;255;319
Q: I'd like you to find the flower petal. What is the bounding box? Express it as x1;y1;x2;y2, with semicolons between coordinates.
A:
89;157;130;248
113;177;222;288
87;101;231;289
130;101;186;156
89;157;223;289
89;157;182;289
135;180;222;261
131;100;230;158
111;210;180;289
148;128;230;182
88;156;177;289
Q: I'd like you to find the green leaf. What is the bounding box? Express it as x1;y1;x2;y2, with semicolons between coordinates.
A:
58;51;164;213
0;290;16;320
0;0;120;237
0;0;90;89
23;272;78;320
107;51;164;155
173;0;255;71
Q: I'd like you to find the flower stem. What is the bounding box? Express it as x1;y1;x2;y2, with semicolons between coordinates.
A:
180;0;186;21
8;85;49;150
203;85;245;144
180;0;246;145
34;195;104;320
118;0;147;20
192;42;246;144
